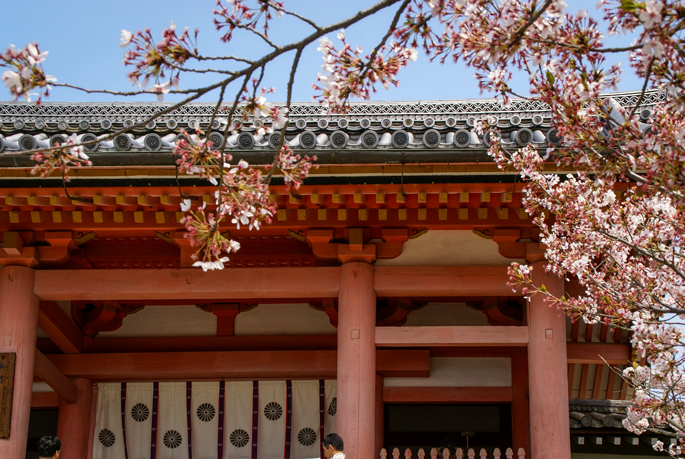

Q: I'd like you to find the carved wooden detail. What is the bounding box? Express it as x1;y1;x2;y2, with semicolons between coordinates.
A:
0;231;82;268
305;228;410;263
196;303;258;336
70;301;144;337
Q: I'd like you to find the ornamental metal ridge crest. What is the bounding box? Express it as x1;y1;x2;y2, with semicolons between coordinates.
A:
0;89;663;129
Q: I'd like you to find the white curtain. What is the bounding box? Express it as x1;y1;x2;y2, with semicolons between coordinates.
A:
290;380;320;459
93;380;337;459
324;380;338;438
257;381;288;459
191;382;220;459
93;383;126;459
157;382;190;459
222;381;253;459
125;382;154;459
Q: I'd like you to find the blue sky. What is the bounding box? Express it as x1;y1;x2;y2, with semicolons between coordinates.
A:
1;0;644;104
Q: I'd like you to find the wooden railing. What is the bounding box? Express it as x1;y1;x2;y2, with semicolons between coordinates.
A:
380;447;526;459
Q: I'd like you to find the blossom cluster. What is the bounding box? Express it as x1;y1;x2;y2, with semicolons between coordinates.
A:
312;29;418;109
30;133;93;180
1;43;55;103
174;120;315;270
119;21;196;100
213;0;284;42
235;83;288;132
434;0;685;450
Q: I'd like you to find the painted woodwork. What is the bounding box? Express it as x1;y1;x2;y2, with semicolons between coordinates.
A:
566;343;630;365
511;348;530;454
196;302;257;336
33;349;77;403
382;386;514;403
374;266;517;297
31;391;59;409
45;349;429;380
375;326;529;347
38;301;84;353
0;266;40;458
337;262;376;459
56;378;93;459
33;267;343;301
31;266;525;301
527;261;571;459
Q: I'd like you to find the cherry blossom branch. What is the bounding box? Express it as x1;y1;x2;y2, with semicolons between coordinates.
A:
277;7;322;31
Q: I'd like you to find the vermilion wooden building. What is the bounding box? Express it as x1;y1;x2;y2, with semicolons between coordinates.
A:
0;92;665;459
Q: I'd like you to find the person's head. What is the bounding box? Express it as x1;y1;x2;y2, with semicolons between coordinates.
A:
37;436;61;459
322;433;344;458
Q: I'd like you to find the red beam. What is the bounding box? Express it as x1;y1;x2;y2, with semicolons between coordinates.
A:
383;387;513;403
45;350;428;381
31;391;60;409
83;335;339;353
377;350;430;377
566;343;631;365
374;266;518;297
33;266;525;302
34;267;341;301
38;301;84;354
376;326;529;347
34;350;78;403
430;348;515;357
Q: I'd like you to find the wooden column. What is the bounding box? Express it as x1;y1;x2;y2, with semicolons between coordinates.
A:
511;348;529;454
57;378;93;459
86;385;98;459
0;266;40;458
375;374;384;456
337;262;376;459
528;261;571;458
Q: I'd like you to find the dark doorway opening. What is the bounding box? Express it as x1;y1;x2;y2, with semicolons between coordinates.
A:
384;404;512;456
26;409;59;459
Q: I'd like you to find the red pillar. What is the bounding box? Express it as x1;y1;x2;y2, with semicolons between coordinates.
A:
527;261;571;458
337;262;376;459
375;374;384;456
57;378;93;459
0;266;40;458
511;348;529;454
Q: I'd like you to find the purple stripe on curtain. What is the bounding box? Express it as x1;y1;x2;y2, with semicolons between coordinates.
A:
121;382;129;459
252;381;259;459
319;380;325;459
218;381;225;459
285;380;292;459
151;382;159;459
186;381;193;459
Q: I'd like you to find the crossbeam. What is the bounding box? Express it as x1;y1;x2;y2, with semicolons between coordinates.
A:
37;302;84;354
45;349;429;380
33;350;78;403
33;266;520;301
80;335;339;353
31;391;60;409
34;267;342;301
376;326;529;347
374;266;518;297
383;386;514;403
566;343;631;365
